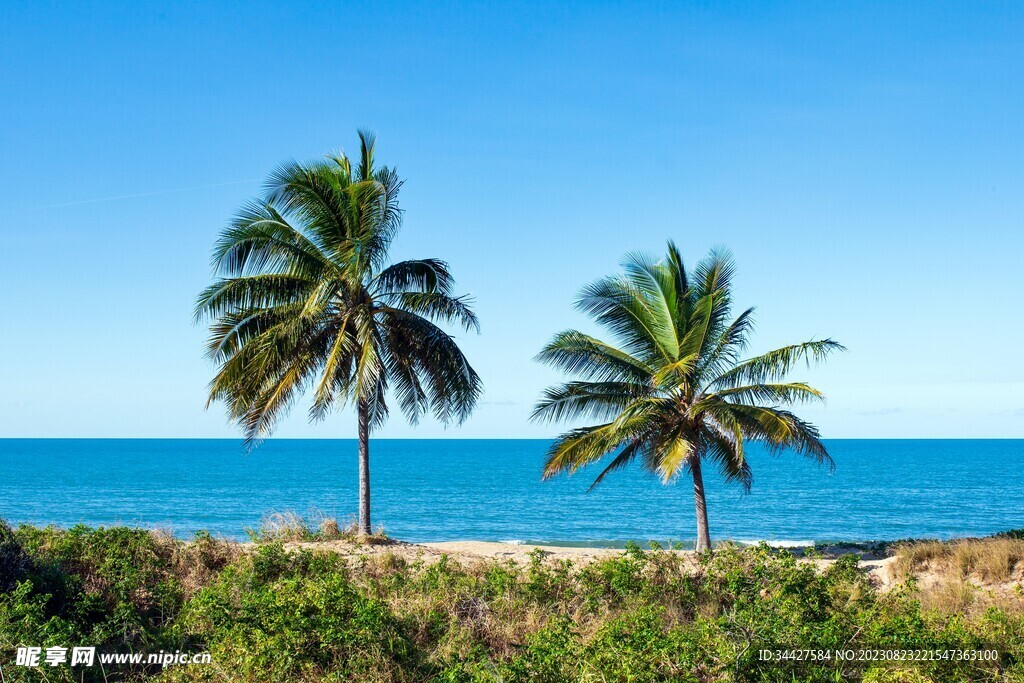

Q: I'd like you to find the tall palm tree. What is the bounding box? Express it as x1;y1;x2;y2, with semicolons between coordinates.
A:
196;132;482;535
532;242;842;551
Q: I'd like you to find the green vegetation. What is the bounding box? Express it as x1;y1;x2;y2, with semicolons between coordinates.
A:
2;521;1022;682
533;243;843;550
195;131;482;535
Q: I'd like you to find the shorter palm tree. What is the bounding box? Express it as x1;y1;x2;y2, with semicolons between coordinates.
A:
532;242;843;551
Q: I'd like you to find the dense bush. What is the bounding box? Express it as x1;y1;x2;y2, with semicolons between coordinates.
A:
0;521;31;592
0;523;1021;682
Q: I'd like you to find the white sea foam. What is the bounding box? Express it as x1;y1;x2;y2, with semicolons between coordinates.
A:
497;539;526;545
732;539;814;548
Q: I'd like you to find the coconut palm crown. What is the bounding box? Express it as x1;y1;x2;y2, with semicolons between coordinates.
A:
532;242;842;551
196;131;482;534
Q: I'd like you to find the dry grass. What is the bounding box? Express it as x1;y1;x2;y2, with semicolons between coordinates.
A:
247;510;391;546
893;537;1024;583
249;511;315;542
918;579;1024;616
919;579;977;613
151;529;242;598
319;518;341;539
969;539;1024;581
360;524;392;546
892;536;1024;617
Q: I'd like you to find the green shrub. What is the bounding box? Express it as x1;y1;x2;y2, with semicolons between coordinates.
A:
180;546;419;680
0;520;1021;682
0;520;32;592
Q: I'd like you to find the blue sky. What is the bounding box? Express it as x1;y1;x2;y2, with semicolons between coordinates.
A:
1;1;1021;439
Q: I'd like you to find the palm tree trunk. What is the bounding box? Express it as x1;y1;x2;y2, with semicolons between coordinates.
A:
357;397;371;536
691;455;712;552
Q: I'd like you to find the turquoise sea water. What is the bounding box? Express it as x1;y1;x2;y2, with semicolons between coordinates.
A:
0;439;1021;544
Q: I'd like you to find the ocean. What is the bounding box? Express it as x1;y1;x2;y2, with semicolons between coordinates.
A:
0;439;1021;545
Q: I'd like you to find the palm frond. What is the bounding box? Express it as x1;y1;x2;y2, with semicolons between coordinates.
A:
710;339;845;388
202;303;304;362
379;308;482;425
380;292;479;332
709;382;825;406
576;276;675;363
263;160;354;259
696;307;755;383
194;274;314;323
542;423;628;479
210;202;333;278
701;426;752;492
587;441;645;491
649;431;696;483
309;314;357;421
531;381;650;424
691;247;736;300
702;400;833;470
620;251;681;358
374;258;454;295
535;330;654;384
356;129;377;181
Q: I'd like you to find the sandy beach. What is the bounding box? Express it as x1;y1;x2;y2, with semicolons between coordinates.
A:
276;538;900;589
